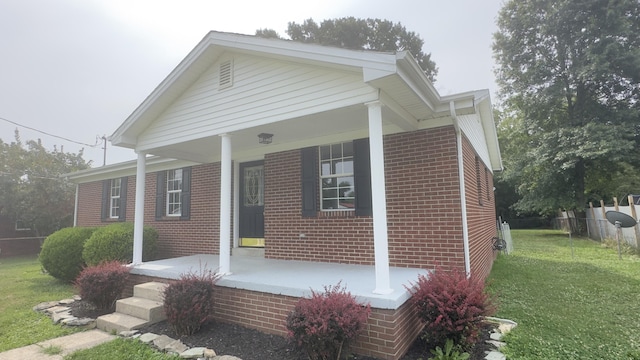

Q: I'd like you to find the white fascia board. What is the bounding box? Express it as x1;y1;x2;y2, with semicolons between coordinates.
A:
62;156;200;184
476;96;503;172
208;31;397;73
393;52;440;112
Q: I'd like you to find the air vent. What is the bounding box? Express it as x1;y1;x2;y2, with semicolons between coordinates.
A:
219;60;233;89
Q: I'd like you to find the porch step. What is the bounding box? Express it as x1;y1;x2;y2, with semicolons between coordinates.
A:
116;297;165;322
133;281;167;302
96;282;168;333
97;313;149;333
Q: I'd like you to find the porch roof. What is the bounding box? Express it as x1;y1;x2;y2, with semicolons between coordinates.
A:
130;254;428;310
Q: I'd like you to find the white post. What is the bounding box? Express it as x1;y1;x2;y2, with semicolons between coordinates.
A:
219;134;232;274
132;151;146;265
366;101;393;294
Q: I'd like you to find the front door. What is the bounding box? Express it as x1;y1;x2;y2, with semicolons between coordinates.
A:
239;161;265;247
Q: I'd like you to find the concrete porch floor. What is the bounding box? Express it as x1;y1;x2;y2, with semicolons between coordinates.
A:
131;255;429;309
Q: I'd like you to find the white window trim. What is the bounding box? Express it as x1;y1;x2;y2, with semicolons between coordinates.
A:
166;169;182;217
109;178;121;219
319;142;355;211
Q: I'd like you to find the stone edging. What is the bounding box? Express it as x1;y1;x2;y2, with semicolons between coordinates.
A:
33;298;241;360
482;316;518;360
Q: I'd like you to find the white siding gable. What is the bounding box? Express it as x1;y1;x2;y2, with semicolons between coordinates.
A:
458;114;492;172
137;53;377;151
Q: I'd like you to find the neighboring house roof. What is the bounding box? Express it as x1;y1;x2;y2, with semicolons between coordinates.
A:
67;31;502;183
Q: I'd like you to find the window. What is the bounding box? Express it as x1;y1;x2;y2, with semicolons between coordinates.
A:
301;138;371;217
320;142;355;210
101;177;127;221
109;178;121;218
166;169;183;216
485;167;490;201
15;220;31;231
155;167;191;220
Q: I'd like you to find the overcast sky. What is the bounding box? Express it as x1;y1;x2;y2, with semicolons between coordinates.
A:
0;0;504;166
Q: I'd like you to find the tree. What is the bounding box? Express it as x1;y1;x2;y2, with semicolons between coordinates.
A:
493;0;640;214
256;17;438;81
0;131;90;236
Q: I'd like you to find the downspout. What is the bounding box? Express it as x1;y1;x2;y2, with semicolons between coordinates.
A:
450;101;471;276
73;183;78;227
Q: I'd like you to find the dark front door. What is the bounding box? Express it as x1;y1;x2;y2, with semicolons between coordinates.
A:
239;161;264;247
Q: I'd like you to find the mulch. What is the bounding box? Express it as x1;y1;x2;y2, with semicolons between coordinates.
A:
68;300;494;360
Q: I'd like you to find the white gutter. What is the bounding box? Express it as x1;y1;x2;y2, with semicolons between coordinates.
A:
450;101;471;276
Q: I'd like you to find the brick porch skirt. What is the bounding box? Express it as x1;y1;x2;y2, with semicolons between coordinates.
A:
125;274;422;360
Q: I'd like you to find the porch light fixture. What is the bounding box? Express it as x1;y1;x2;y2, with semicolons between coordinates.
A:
258;133;273;144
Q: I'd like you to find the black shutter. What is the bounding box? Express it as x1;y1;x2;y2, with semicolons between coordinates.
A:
180;167;191;220
354;138;373;216
119;177;128;221
155;171;166;220
101;180;109;221
301;147;318;217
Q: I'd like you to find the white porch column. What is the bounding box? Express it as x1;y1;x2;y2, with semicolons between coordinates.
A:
219;134;232;274
132;151;146;265
367;101;393;294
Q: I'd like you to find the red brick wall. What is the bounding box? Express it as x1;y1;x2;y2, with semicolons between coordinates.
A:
462;136;498;279
265;126;466;272
76;164;223;259
77;126;495;276
126;273;423;360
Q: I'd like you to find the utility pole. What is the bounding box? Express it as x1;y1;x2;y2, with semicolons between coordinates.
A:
101;136;107;166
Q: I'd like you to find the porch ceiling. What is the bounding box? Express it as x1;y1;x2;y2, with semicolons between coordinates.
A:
145;103;410;164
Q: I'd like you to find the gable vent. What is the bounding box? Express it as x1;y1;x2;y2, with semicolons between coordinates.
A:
219;60;233;89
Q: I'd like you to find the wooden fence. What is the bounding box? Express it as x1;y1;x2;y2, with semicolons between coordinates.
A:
0;237;44;258
585;195;640;247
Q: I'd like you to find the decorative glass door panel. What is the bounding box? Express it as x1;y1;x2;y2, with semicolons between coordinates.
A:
239;161;265;246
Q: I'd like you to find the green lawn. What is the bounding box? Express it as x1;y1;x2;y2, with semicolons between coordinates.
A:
0;255;81;352
487;229;640;359
65;338;179;360
4;231;640;359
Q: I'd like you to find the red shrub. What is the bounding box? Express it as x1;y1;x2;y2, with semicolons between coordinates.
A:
286;283;371;360
407;268;496;348
74;261;130;310
163;268;221;336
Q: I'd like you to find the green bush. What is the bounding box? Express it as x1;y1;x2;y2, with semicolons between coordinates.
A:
39;227;95;282
82;223;158;266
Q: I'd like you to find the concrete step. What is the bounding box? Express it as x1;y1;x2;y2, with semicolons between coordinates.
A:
133;281;167;302
116;297;166;322
96;313;149;333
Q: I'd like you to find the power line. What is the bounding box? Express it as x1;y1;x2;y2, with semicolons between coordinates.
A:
0;116;100;148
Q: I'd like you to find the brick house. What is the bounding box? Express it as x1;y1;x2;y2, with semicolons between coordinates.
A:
65;31;502;359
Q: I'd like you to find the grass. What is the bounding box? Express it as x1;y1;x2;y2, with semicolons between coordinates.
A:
65;338;180;360
0;255;81;352
487;229;640;359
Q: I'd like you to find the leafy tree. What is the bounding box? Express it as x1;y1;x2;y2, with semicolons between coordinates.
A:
256;17;438;81
493;0;640;214
0;131;90;236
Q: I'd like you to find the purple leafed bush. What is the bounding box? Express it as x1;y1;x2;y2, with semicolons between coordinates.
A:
74;260;130;310
286;283;371;360
163;268;222;336
407;267;496;349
